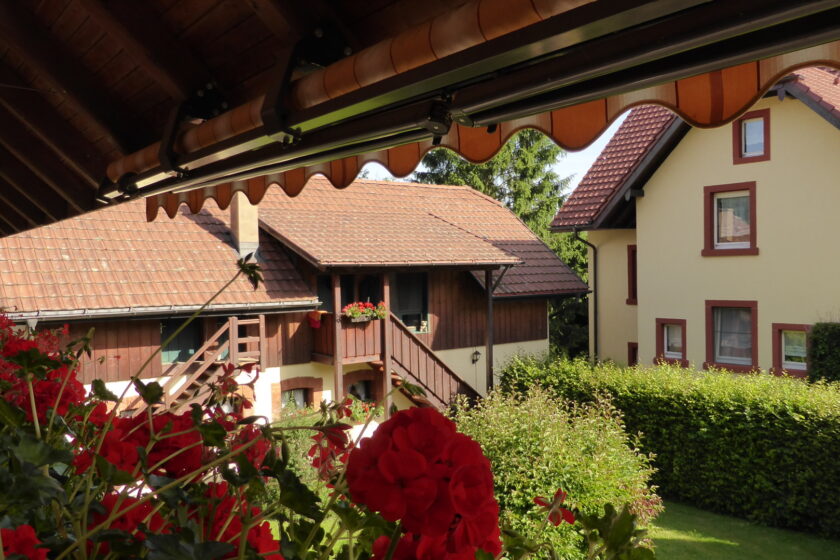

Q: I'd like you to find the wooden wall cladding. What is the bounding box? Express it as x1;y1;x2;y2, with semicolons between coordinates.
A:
422;270;547;351
67;320;162;384
264;312;312;367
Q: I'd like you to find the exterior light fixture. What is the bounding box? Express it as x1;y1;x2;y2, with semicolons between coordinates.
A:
471;350;481;364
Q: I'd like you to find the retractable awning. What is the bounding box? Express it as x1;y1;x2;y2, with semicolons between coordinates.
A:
1;0;839;234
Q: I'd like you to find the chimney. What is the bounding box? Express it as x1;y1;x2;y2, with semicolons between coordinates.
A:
230;191;259;258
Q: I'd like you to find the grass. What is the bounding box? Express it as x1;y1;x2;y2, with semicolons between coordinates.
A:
650;501;840;559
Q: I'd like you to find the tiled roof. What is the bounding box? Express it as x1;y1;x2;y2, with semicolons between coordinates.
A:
551;104;676;229
552;67;840;231
258;177;587;297
0;199;317;318
788;66;840;123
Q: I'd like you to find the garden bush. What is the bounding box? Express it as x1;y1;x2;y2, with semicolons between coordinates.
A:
500;356;840;536
450;388;661;559
808;322;840;382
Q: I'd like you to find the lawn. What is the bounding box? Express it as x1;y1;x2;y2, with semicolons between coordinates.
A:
650;501;840;559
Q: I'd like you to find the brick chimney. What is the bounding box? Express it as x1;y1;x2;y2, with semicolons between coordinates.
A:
230;191;259;258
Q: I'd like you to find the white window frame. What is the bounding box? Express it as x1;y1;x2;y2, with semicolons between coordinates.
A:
663;324;683;360
713;190;751;250
713;307;753;366
741;117;765;157
781;330;807;371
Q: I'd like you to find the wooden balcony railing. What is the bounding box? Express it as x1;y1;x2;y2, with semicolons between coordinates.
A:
312;314;382;363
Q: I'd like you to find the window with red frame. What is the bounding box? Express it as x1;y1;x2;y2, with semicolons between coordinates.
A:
627;342;638;367
772;323;810;378
702;182;758;256
705;300;758;372
655;318;687;366
626;245;637;305
732;109;770;164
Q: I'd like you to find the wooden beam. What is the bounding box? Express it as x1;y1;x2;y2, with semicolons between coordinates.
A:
485;269;494;393
332;274;344;401
245;0;309;41
0;180;39;231
0;1;151;153
0;64;105;187
0;105;93;213
381;273;392;417
76;0;212;100
0;145;71;222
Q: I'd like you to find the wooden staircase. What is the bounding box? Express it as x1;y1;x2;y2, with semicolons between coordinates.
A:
383;312;478;408
125;316;264;416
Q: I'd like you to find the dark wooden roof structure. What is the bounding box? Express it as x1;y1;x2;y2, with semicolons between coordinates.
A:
1;1;840;236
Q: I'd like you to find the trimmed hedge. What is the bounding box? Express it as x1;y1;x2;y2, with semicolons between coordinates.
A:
450;389;661;559
500;357;840;537
808;322;840;382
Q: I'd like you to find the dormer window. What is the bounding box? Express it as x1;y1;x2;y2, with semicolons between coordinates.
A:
733;109;770;164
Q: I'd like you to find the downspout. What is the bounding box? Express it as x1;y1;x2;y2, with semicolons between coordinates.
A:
573;228;598;361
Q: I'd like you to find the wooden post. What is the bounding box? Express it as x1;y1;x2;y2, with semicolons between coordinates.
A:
258;314;267;371
332;274;344;401
229;316;239;365
485;269;494;393
381;273;393;417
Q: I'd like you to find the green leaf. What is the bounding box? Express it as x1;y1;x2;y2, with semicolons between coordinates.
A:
0;399;24;428
197;420;227;447
13;433;73;467
95;454;137;485
274;469;321;520
134;379;164;406
91;379;119;402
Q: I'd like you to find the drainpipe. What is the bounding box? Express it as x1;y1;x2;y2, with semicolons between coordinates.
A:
573;229;598;361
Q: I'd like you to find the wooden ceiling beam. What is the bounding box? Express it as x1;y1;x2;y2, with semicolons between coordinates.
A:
0;178;42;232
245;0;310;42
76;0;212;100
0;106;94;213
0;63;106;188
0;2;152;154
0;146;74;223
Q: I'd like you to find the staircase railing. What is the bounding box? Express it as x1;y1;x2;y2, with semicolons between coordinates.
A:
124;318;240;416
388;312;479;408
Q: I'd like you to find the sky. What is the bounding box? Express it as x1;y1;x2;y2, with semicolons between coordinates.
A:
360;112;627;196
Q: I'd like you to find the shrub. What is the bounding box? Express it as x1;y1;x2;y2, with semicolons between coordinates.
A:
500;356;840;536
450;389;661;559
808;322;840;382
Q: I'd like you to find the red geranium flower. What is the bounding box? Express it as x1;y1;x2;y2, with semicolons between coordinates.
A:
1;524;47;560
534;489;576;526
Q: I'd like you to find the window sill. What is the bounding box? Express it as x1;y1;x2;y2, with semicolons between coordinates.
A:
701;247;759;257
770;367;808;379
703;361;757;374
626;298;637;305
733;153;770;165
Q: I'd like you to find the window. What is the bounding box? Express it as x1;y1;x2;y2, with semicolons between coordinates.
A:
348;380;373;402
702;182;758;256
655;318;687;366
626;245;637;305
732;109;770;164
161;319;203;363
318;275;383;313
281;388;310;409
705;300;758;372
772;323;810;378
392;272;428;332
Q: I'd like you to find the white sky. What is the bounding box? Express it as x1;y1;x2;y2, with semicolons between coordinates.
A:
360;111;628;196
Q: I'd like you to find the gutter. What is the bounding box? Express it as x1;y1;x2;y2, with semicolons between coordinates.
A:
6;299;319;323
573;229;598;361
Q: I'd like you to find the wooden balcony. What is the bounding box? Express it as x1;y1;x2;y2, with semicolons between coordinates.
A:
312;314;382;364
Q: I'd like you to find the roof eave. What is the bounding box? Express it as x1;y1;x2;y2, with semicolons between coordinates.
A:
782;80;840;130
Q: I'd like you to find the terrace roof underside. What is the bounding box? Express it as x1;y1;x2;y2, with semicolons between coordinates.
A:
1;1;840;235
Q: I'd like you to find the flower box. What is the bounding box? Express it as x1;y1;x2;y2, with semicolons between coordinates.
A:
341;301;387;321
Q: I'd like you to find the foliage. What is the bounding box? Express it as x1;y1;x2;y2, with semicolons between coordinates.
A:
500;356;840;537
807;322;840;382
412;131;589;357
449;389;661;559
341;301;387;320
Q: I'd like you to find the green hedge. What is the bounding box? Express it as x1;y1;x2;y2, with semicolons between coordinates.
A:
450;389;661;559
500;357;840;537
808;322;840;382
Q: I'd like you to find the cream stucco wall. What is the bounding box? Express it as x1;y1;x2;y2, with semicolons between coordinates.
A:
436;338;549;395
633;96;840;371
587;229;638;364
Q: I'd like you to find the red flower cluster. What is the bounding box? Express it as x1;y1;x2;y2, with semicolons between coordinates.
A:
346;408;501;559
1;524;47;560
534;489;575;526
308;423;352;480
193;482;283;560
341;301;387;319
89;493;170;554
